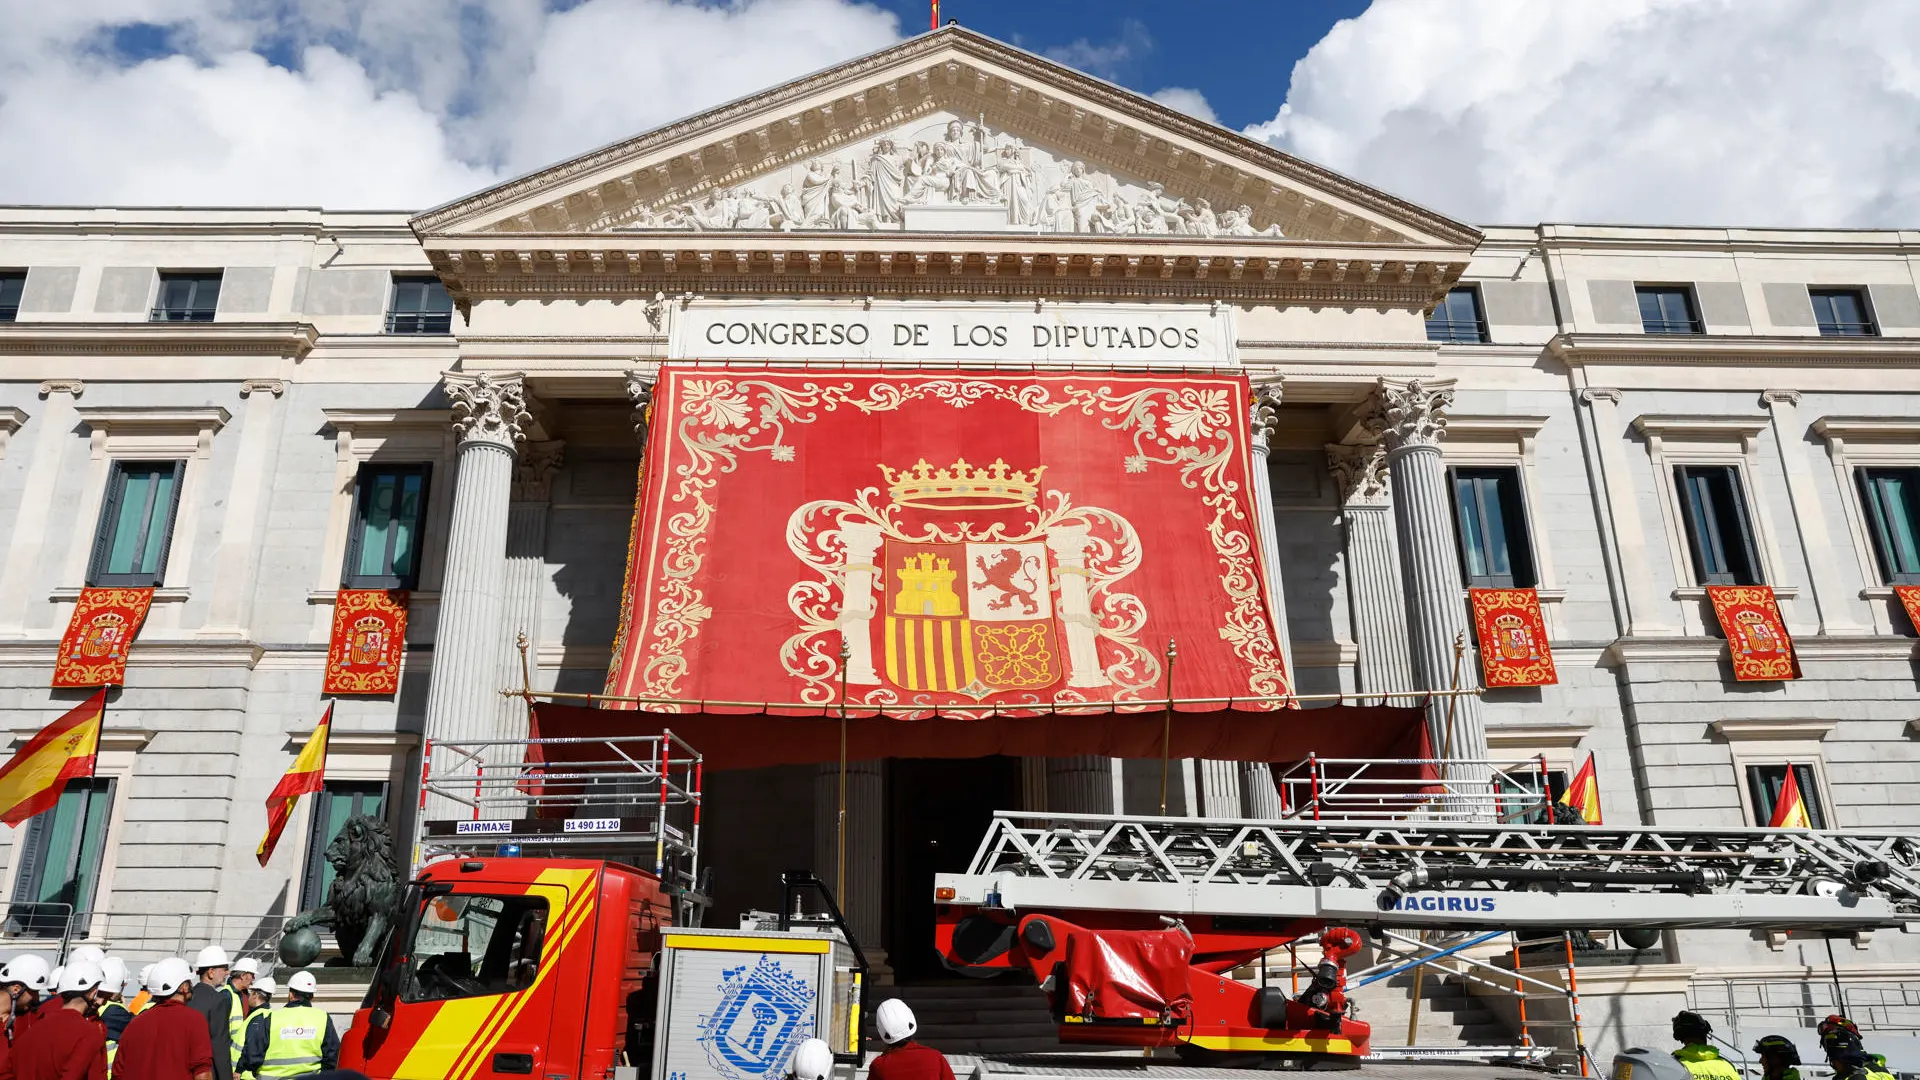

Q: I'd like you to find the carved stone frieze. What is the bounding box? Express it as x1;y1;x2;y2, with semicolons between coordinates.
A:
615;112;1284;238
444;372;531;450
1326;442;1391;507
512;441;565;502
1370;378;1454;453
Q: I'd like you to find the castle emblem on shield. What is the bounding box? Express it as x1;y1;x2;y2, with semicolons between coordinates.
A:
1492;612;1540;662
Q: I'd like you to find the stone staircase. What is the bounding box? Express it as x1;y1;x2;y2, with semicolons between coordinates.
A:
876;979;1077;1056
1345;967;1517;1049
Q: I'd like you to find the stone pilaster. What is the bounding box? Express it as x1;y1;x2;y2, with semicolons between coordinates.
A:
497;441;563;744
423;373;530;818
1234;377;1289;817
1761;389;1857;634
1372;379;1487;767
814;760;885;965
1327;442;1416;694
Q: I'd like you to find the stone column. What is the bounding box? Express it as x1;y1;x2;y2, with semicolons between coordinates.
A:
1372;379;1488;767
497;441;563;743
1234;378;1289;818
1327;442;1416;694
814;761;886;968
1047;756;1119;814
423;373;530;819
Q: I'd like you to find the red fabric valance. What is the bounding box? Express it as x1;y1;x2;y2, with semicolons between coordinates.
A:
606;369;1293;716
529;701;1431;772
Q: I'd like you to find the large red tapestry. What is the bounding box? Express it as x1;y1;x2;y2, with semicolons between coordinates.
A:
51;587;154;688
606;369;1290;715
1706;585;1799;682
1467;588;1557;688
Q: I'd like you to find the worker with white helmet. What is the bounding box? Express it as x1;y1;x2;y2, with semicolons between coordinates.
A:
789;1037;835;1080
237;970;338;1078
114;958;214;1080
222;958;261;1074
12;959;73;1048
98;958;133;1072
7;958;109;1080
867;1000;953;1080
187;945;236;1080
1;953;53;1038
233;977;276;1080
128;963;157;1015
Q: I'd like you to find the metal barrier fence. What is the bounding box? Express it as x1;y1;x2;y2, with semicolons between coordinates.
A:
0;905;295;966
1271;755;1573;823
1689;975;1920;1043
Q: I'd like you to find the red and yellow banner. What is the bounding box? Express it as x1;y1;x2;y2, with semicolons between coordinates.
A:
1559;752;1601;825
607;370;1291;715
1768;764;1811;829
1894;585;1920;636
258;703;331;865
1707;585;1799;682
323;590;409;695
0;690;103;827
1467;588;1557;687
51;588;154;688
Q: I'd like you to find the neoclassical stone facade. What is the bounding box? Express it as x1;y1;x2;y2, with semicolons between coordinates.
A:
0;25;1918;1057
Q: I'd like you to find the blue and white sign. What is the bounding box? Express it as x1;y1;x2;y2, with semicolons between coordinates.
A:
696;956;817;1080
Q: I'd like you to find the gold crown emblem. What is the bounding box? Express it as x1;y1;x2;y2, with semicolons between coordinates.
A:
90;613;126;627
880;458;1043;510
1494;613;1526;629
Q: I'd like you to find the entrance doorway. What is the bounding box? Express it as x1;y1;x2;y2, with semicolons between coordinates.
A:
883;756;1021;982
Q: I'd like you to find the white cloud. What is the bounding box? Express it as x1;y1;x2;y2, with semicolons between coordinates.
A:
1247;0;1920;227
1149;87;1218;127
0;0;901;207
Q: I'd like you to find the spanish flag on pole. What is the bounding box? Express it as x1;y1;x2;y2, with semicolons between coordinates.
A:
1768;765;1812;829
257;702;332;866
0;691;104;827
1558;752;1602;825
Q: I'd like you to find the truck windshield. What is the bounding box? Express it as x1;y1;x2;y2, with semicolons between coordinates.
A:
401;892;549;1003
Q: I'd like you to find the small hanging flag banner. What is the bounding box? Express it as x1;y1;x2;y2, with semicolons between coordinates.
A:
323;590;409;695
52;588;155;688
1893;584;1920;637
1467;588;1558;688
1706;585;1800;682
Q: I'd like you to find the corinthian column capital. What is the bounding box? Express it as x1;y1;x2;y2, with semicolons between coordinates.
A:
1326;442;1391;507
1248;375;1284;453
627;368;659;442
444;372;531;450
1370;378;1455;452
512;440;566;502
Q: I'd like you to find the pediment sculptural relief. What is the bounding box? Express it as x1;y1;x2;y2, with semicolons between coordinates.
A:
617;111;1283;237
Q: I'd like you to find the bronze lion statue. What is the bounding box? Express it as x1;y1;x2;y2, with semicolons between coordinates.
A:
285;814;400;966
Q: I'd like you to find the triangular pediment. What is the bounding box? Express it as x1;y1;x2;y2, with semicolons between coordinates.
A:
413;27;1476;248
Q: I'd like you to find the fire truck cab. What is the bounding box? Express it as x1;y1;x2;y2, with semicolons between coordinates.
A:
340;857;671;1080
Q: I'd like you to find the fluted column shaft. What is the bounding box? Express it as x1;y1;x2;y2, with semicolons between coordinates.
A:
814;761;885;958
496;442;563;752
424;373;529;820
1329;444;1416;694
1375;380;1488;768
1235;379;1289;818
1047;755;1118;814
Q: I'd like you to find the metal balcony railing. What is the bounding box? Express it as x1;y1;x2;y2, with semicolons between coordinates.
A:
384;310;452;334
150;306;216;323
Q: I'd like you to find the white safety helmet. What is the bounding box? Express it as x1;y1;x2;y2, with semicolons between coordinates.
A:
120;969;144;998
193;945;231;971
790;1038;834;1080
874;998;917;1045
99;958;127;997
252;976;276;998
47;966;63;990
147;958;193;998
1;955;52;992
137;964;154;991
231;958;259;977
69;946;106;966
56;960;105;995
287;971;318;996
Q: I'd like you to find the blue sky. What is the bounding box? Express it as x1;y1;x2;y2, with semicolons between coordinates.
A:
862;0;1370;130
0;0;1916;227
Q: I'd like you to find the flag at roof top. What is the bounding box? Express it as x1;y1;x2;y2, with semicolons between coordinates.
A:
605;369;1291;716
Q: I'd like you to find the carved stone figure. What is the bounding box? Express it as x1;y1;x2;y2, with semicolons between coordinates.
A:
282;815;401;967
999;138;1039;226
799;159;832;225
866;138;908;221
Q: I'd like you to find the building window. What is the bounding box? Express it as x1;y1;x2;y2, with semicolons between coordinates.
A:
0;271;24;322
1810;288;1875;337
1636;285;1701;335
1425;287;1488;343
1493;768;1567;824
299;781;389;910
342;464;430;589
87;461;185;587
150;272;222;322
4;779;114;938
1450;466;1537;588
1674;465;1762;585
386;276;453;335
1746;763;1826;828
1858;467;1920;584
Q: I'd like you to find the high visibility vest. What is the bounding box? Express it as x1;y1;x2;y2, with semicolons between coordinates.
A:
227;990;251;1066
258;1004;328;1078
101;1001;131;1071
